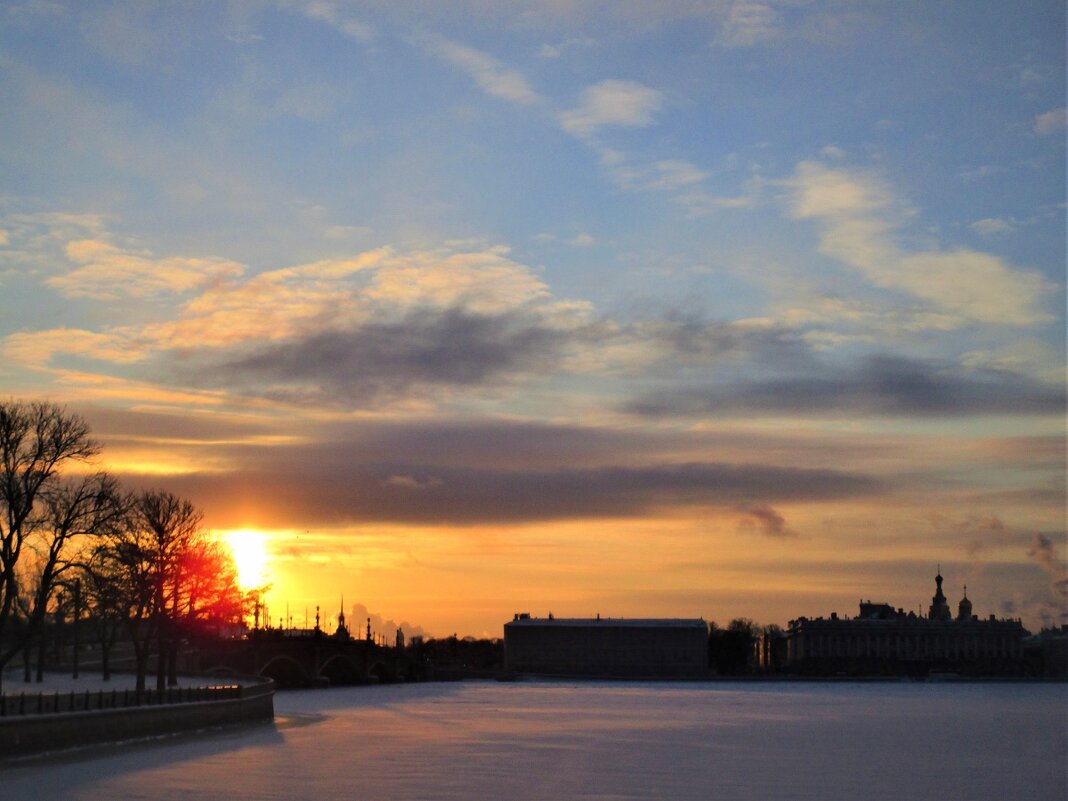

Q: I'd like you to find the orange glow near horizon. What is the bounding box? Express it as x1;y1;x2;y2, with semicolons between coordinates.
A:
222;529;271;590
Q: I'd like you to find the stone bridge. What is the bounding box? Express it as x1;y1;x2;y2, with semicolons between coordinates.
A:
197;632;423;688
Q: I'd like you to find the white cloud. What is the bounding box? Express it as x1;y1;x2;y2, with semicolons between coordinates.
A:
582;148;758;219
676;188;760;216
769;294;963;344
715;2;783;48
788;161;892;219
960;339;1062;381
19;242;588;364
569;233;596;247
645;160;709;191
3;212;108;245
970;218;1014;236
394;46;705;220
895;250;1052;326
1034;107;1067;135
1017;66;1049;87
558;80;663;138
785;161;1054;327
3;327;145;367
301;1;375;43
425;37;541;106
46;240;245;301
536;37;596;59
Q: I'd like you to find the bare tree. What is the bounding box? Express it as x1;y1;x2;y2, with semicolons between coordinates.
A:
0;401;100;692
167;533;245;684
93;504;159;697
79;550;127;681
90;491;192;696
708;618;760;675
95;490;242;695
20;474;124;677
137;491;202;692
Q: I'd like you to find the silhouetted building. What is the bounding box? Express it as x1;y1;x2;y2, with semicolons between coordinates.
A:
503;613;708;677
755;628;789;672
785;570;1028;676
334;597;350;640
1025;626;1068;678
928;567;952;621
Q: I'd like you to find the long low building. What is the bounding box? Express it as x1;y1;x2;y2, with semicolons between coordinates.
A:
503;614;709;677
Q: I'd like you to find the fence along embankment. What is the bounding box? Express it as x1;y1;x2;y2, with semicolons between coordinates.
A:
0;678;274;758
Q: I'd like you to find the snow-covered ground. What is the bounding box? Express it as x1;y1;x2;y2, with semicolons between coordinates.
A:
1;669;246;693
1;680;1064;800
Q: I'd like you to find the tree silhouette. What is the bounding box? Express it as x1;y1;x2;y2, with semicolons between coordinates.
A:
708;617;759;675
79;549;127;681
0;401;102;693
93;490;244;695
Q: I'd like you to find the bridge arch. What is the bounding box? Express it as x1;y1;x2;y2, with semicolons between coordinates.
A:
318;654;364;686
368;661;396;684
259;655;313;688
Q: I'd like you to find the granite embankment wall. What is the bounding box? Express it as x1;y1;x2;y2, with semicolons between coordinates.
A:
0;680;274;758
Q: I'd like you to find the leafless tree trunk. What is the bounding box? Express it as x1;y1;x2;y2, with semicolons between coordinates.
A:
94;490;201;696
0;401;99;693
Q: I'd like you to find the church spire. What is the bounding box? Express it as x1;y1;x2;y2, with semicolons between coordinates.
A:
334;594;349;638
929;566;951;621
957;583;973;621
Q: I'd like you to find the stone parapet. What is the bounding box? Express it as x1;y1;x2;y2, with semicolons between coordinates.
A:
0;679;274;759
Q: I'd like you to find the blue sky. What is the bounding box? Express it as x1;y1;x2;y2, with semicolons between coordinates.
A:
0;1;1064;636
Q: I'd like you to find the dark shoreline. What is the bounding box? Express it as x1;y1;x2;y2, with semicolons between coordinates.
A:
0;679;274;761
489;671;1066;684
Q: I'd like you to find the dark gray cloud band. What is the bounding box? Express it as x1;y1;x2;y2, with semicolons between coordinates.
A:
177;307;568;404
120;449;882;528
627;356;1066;418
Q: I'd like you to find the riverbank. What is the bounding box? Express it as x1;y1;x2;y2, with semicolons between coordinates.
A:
474;667;1064;683
0;670;274;760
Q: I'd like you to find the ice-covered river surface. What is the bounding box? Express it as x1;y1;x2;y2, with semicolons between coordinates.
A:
3;680;1065;800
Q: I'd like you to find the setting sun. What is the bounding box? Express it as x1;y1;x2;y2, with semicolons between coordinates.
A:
223;529;270;590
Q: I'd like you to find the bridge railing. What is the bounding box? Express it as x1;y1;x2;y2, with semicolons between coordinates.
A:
0;683;244;717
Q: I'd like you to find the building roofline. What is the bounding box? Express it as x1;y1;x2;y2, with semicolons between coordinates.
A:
505;617;707;628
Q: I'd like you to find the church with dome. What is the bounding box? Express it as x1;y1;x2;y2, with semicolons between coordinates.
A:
782;569;1028;676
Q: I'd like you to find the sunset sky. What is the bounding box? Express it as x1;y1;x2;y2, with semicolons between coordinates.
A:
0;1;1064;637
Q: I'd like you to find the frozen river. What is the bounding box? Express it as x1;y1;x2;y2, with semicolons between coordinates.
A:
2;680;1065;800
